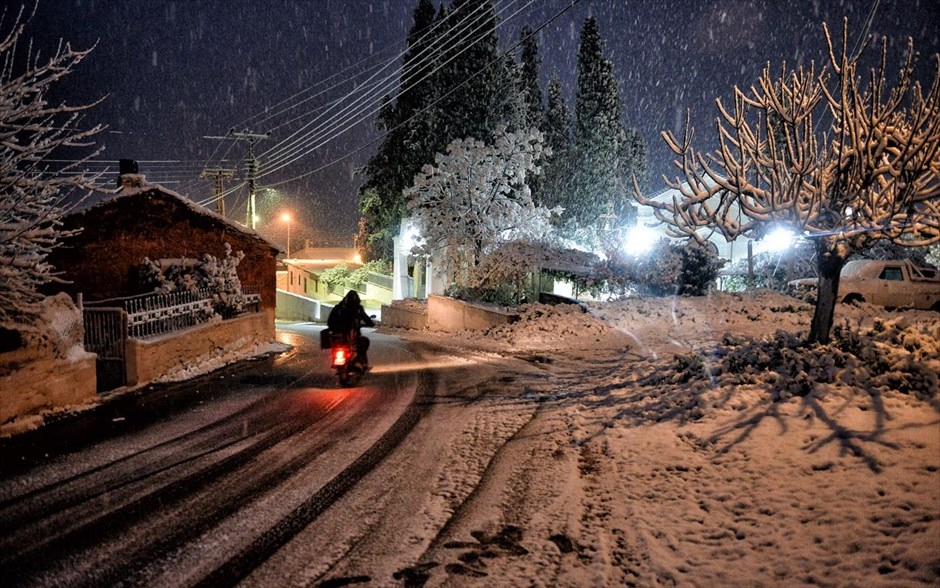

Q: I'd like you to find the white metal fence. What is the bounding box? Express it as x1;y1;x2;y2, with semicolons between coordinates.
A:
85;287;262;339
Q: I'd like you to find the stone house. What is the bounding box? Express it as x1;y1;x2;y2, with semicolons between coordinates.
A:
47;172;280;311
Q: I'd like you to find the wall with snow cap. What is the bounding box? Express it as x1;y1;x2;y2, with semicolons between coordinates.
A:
124;310;274;386
0;294;98;426
380;305;428;330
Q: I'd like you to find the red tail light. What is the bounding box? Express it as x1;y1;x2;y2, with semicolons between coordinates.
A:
333;348;347;366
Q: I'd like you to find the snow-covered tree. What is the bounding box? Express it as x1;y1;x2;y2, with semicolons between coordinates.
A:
0;6;102;333
141;243;246;318
405;127;555;289
635;21;940;344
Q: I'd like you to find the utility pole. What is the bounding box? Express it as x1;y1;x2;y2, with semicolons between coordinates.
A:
203;129;270;229
199;167;236;217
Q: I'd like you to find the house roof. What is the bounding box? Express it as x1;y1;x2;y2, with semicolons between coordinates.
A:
68;179;281;252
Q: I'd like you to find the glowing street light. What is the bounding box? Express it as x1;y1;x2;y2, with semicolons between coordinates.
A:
761;227;796;253
624;225;659;256
281;212;292;258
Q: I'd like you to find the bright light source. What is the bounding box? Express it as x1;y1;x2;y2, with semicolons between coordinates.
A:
251;214;261;225
762;227;796;252
624;225;659;255
280;212;291;223
353;253;363;264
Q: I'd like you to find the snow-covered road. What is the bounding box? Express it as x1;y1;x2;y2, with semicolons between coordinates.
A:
0;328;425;586
3;293;938;587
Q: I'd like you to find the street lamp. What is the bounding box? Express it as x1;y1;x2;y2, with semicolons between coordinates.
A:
281;212;291;258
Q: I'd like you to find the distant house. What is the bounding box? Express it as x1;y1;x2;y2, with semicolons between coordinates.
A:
46;171;280;310
280;246;361;300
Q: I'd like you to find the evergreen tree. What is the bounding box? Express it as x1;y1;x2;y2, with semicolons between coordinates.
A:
619;127;649;215
518;26;542;131
491;54;526;132
540;75;571;211
357;0;440;260
566;17;641;245
435;0;500;144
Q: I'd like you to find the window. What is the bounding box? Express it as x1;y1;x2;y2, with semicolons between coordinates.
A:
880;267;903;281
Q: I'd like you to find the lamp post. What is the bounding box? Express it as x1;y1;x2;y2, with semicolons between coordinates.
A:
281;212;291;258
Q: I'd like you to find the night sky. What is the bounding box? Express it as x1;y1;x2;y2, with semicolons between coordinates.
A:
26;0;940;248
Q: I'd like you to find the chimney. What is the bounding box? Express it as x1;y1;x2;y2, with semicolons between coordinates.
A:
117;159;147;189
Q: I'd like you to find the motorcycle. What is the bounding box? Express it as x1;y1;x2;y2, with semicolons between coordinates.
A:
321;321;374;387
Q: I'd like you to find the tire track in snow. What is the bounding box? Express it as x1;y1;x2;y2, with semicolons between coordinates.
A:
192;368;435;587
0;393;285;532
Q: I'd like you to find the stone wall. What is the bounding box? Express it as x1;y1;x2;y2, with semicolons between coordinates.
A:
0;347;97;426
380;305;429;330
427;295;519;332
125;310;275;385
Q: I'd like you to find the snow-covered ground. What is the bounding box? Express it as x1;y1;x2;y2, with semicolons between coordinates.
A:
383;291;939;586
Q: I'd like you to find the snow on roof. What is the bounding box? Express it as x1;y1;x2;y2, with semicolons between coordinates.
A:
71;179;281;252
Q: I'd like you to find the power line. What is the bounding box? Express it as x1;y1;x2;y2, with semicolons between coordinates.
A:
260;0;534;179
264;0;584;190
259;0;504;166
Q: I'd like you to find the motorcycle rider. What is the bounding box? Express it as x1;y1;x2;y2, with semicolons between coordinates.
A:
327;290;375;368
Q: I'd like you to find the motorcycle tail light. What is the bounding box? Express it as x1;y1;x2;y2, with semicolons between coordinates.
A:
333;348;347;366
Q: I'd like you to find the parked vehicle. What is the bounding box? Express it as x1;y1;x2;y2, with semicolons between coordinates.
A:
789;259;940;310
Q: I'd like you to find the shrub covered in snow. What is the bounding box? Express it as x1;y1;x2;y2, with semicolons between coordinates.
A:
664;319;939;403
141;243;245;317
604;239;725;297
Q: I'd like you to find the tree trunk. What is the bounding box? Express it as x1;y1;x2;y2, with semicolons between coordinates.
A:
808;249;846;345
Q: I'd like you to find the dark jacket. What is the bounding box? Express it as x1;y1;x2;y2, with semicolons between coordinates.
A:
327;290;374;337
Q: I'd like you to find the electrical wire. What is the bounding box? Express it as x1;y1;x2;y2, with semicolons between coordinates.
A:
259;0;506;166
259;0;534;178
263;0;583;190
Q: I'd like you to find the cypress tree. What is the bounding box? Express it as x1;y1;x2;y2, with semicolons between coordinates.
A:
567;16;640;243
358;0;441;260
435;0;499;144
541;75;570;211
519;26;542;131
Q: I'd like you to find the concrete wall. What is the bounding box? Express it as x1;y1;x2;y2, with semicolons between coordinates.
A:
364;281;393;306
427;295;519;332
380;305;428;330
0;347;97;426
125;310;275;386
276;289;333;322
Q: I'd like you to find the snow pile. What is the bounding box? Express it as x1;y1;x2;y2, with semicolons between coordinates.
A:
388;298;428;313
696;319;939;401
485;302;624;350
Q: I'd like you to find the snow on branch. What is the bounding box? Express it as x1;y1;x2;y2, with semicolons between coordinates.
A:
406;126;558;289
0;4;104;331
634;20;940;253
